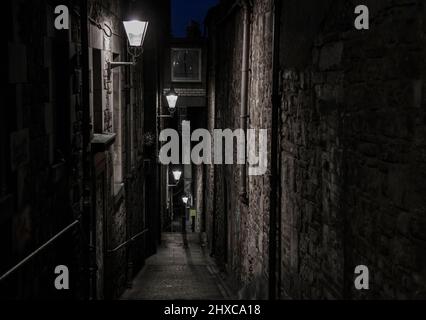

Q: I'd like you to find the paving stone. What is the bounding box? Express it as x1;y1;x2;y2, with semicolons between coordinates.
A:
121;233;230;300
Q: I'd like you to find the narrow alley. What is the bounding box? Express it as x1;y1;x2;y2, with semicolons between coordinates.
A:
2;0;426;303
122;233;233;300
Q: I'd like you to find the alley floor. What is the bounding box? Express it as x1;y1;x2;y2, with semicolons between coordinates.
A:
121;233;234;300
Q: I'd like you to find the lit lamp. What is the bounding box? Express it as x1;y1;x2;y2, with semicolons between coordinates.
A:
168;168;182;187
182;196;189;205
172;169;182;182
182;194;192;208
123;20;149;48
107;20;148;79
166;87;179;114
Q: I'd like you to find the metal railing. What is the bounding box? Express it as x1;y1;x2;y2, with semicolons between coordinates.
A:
107;229;149;254
0;220;80;282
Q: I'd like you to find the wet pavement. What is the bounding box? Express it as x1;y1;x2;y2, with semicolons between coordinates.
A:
121;233;234;300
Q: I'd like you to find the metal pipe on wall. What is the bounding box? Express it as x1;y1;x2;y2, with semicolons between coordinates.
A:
269;0;282;300
240;1;250;199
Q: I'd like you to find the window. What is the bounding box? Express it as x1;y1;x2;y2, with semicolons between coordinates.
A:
171;48;202;83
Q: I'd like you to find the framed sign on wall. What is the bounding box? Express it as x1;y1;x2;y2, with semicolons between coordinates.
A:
171;48;202;83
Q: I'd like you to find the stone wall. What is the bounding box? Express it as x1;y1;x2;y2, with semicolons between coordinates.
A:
243;0;273;297
279;0;426;299
215;4;243;270
87;0;148;299
207;0;426;299
2;0;150;299
206;0;274;298
87;0;133;300
206;1;243;276
342;0;426;299
2;0;87;299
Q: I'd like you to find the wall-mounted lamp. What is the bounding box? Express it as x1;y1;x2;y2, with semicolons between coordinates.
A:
182;196;189;205
107;20;149;80
182;193;192;209
123;20;149;47
168;168;182;187
158;87;179;118
166;87;178;114
172;169;182;182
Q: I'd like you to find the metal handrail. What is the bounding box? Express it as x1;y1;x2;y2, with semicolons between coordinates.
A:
0;220;80;282
107;229;149;254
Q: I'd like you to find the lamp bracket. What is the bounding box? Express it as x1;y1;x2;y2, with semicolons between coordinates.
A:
128;45;143;61
108;62;135;69
106;61;135;81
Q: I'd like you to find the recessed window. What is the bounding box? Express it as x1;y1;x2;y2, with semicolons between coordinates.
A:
171;48;202;83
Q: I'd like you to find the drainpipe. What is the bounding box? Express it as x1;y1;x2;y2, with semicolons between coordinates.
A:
80;0;95;300
269;0;282;300
240;1;250;199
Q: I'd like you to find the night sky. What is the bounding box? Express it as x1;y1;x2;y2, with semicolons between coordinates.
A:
172;0;219;37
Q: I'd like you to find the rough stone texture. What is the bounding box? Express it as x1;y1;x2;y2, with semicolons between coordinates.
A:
280;66;345;299
342;0;426;299
244;0;273;295
207;0;426;299
206;2;243;280
194;164;204;232
1;0;87;299
2;0;150;300
86;0;144;300
279;0;426;299
90;0;151;297
206;0;273;298
206;4;242;274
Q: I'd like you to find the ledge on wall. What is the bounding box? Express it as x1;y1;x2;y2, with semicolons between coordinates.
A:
91;133;117;153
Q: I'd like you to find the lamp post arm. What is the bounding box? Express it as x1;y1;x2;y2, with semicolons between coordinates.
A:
108;61;135;69
106;61;135;81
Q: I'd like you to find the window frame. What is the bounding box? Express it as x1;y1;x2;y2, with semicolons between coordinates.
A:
171;48;202;83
